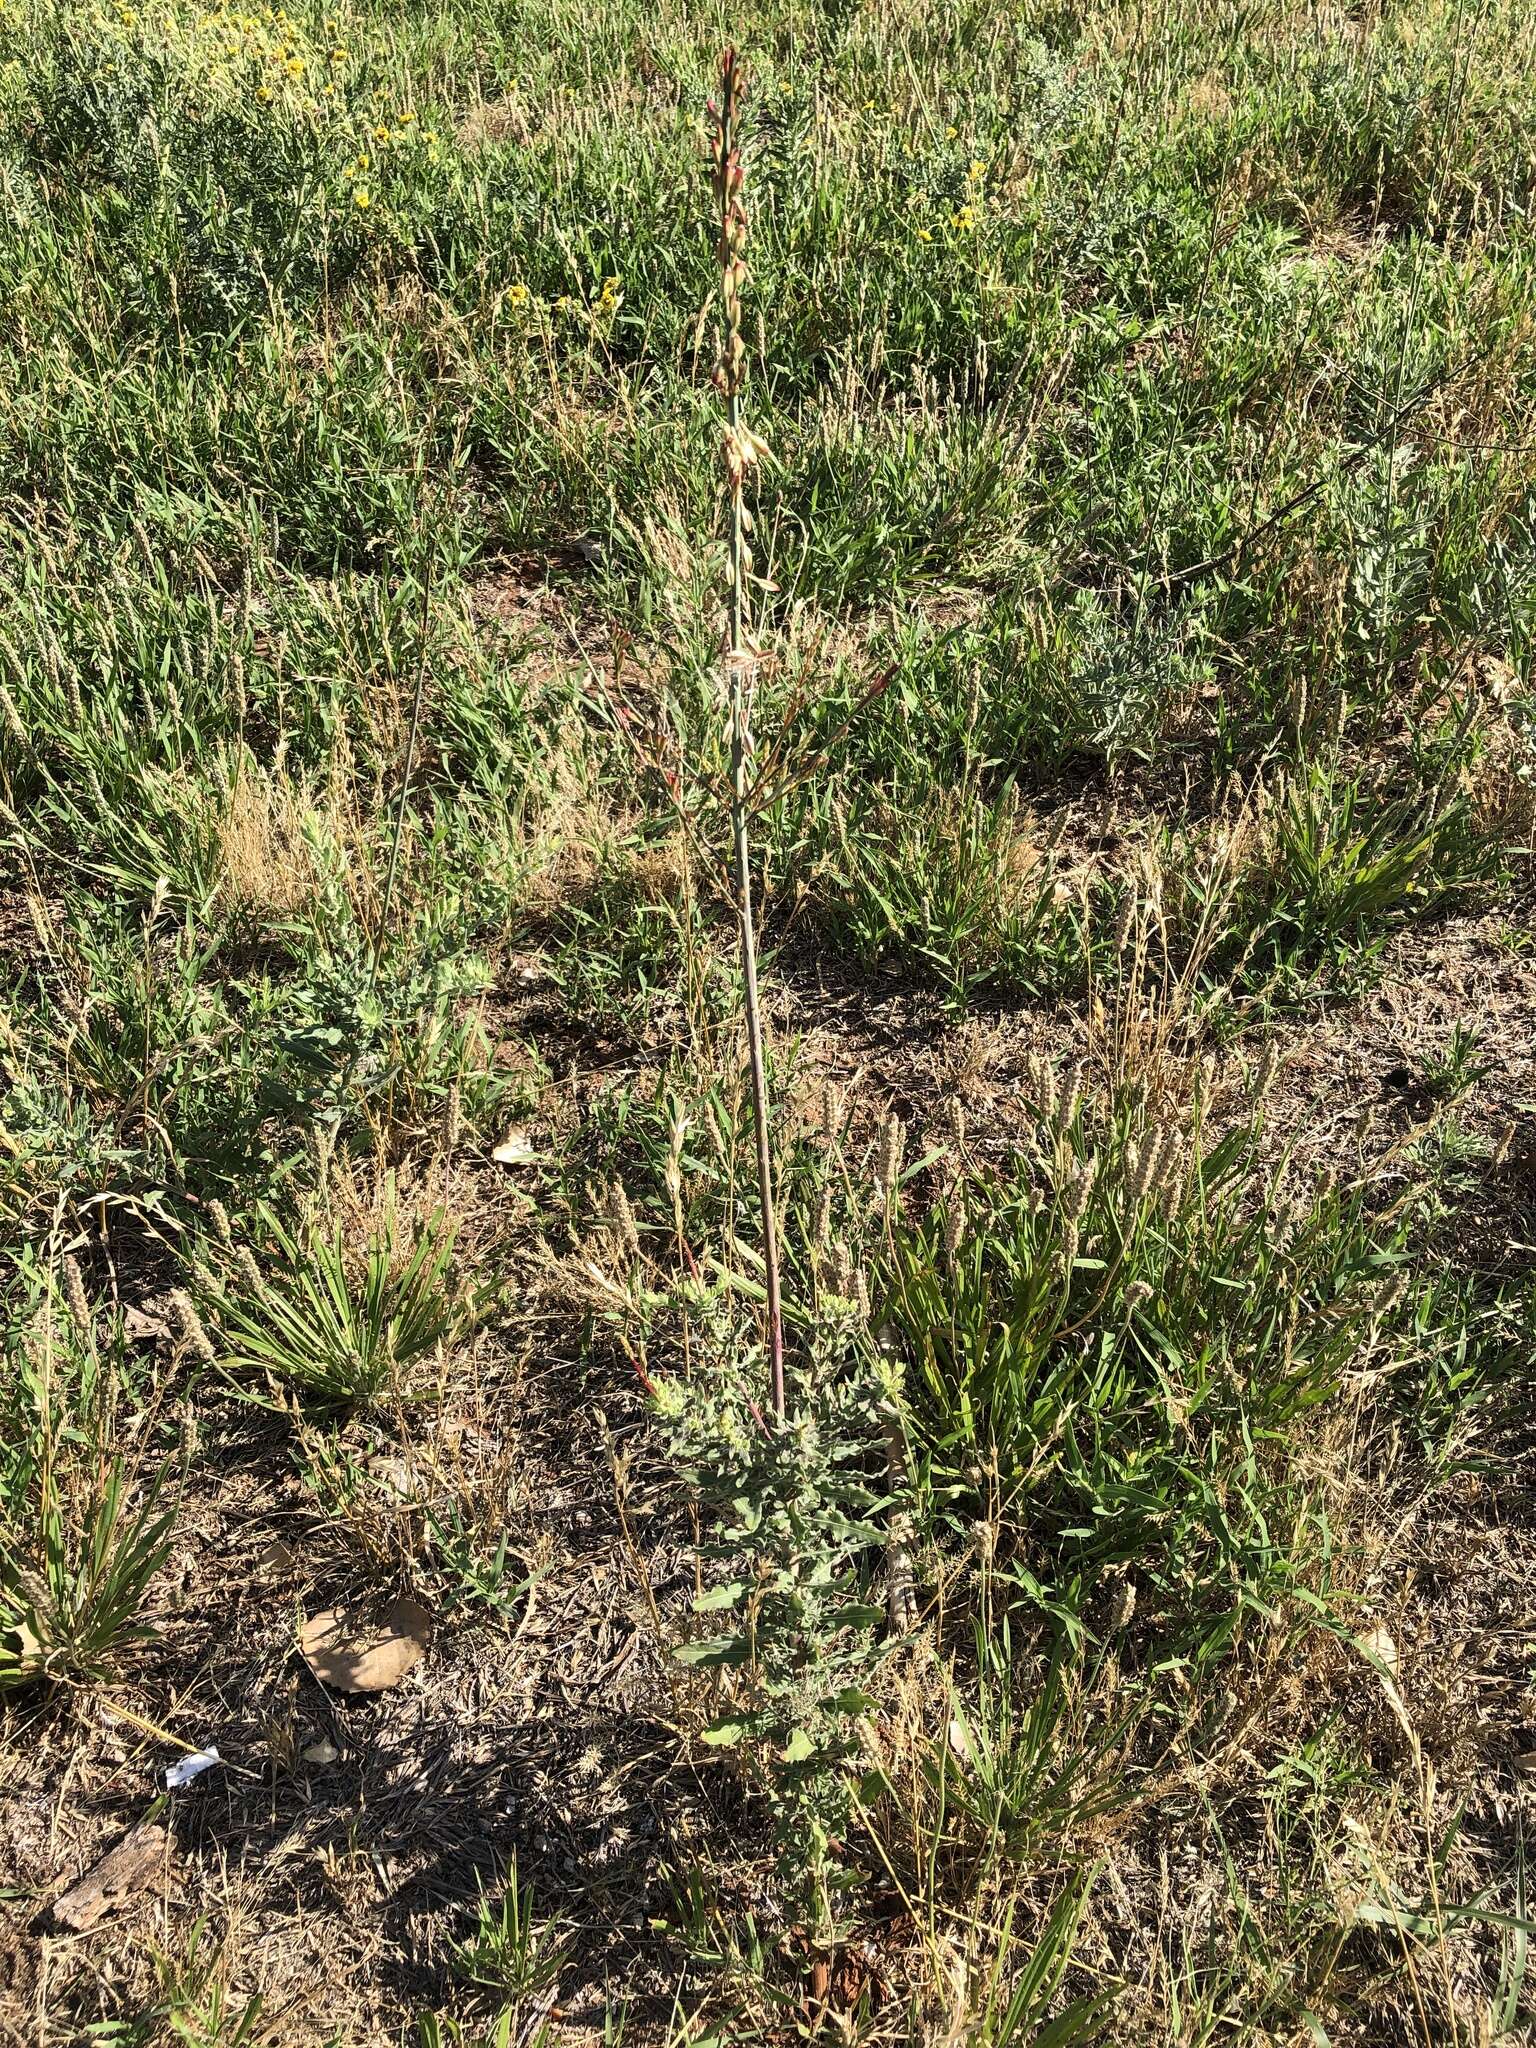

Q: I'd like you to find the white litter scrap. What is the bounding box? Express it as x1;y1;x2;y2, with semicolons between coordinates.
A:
165;1747;221;1790
491;1127;538;1166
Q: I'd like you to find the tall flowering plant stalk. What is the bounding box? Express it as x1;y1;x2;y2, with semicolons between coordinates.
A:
709;50;784;1422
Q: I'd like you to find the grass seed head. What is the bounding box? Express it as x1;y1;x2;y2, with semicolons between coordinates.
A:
1129;1129;1165;1204
611;1181;640;1257
0;683;25;746
827;1240;856;1301
1251;1042;1282;1105
1061;1059;1086;1128
1156;1132;1188;1200
1063;1159;1095;1225
819;1079;843;1137
172;1289;216;1366
1027;1054;1058;1125
61;1255;91;1336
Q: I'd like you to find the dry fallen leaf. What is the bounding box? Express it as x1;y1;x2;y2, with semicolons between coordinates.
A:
256;1537;297;1575
302;1736;340;1766
2;1614;44;1677
364;1452;425;1503
491;1128;537;1167
299;1596;432;1693
1471;651;1518;704
1359;1625;1399;1673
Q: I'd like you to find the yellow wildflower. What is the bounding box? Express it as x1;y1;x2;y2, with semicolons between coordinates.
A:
352;187;370;207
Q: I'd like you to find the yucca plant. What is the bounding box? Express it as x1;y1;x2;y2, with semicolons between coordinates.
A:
204;1209;478;1410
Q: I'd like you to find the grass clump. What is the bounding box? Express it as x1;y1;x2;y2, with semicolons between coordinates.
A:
886;1080;1405;1661
201;1207;477;1411
0;1459;175;1693
0;1270;176;1693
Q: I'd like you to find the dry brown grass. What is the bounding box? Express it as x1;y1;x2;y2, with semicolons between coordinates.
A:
214;760;352;925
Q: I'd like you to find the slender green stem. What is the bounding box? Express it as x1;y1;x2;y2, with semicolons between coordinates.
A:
371;556;435;991
718;56;785;1421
